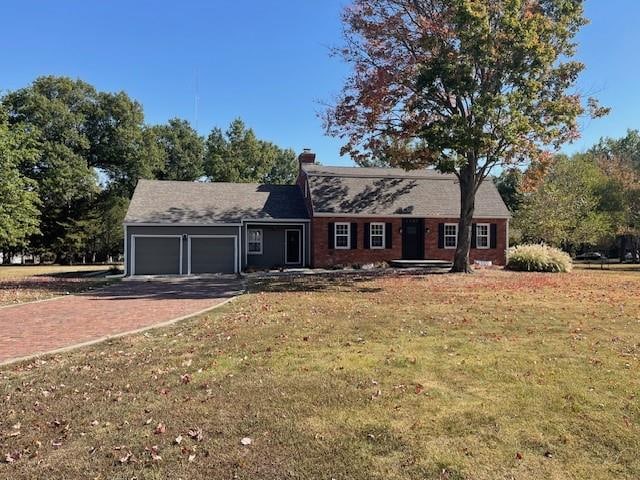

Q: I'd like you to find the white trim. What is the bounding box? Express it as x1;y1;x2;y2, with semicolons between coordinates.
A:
131;234;183;276
369;222;385;249
285;229;302;265
506;219;510;253
476;223;490;249
125;219;310;227
247;228;263;255
187;235;239;274
125;222;243;227
444;223;458;249
312;212;511;219
124;224;128;276
334;222;351;249
236;230;241;273
243;222;307;268
241;218;310;223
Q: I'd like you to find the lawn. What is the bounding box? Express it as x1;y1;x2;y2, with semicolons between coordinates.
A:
0;265;119;306
1;269;638;479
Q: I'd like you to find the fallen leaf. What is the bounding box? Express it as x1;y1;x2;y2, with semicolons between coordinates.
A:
240;437;252;446
174;435;183;445
154;423;166;434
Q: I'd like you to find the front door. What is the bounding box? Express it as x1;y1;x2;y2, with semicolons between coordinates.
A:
402;218;425;260
285;229;301;264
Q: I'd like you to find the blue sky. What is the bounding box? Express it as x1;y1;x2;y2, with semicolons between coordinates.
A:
1;0;637;166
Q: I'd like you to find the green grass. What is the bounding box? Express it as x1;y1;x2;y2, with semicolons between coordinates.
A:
0;264;119;306
1;269;639;479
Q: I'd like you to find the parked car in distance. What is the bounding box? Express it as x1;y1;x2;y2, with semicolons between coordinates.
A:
575;252;606;261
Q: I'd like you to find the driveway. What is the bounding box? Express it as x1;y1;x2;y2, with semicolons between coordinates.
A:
0;276;244;364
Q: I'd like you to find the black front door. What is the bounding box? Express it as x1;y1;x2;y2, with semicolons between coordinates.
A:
402;218;425;260
285;229;301;264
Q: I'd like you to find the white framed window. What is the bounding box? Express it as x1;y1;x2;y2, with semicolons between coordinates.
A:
335;222;350;249
370;222;385;249
476;223;490;249
248;229;263;254
444;223;458;249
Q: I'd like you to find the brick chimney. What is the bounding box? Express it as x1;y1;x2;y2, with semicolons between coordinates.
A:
298;148;316;167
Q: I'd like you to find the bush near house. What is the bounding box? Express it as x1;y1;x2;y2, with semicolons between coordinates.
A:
506;244;573;273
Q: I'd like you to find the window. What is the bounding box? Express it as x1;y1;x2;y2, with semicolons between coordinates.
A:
248;229;263;254
476;223;490;249
335;223;350;249
444;223;458;249
370;222;385;249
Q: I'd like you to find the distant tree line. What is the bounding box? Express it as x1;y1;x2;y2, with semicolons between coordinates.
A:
0;76;298;264
495;130;640;261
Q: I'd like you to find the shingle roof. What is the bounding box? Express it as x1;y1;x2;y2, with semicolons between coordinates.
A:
125;180;309;224
303;164;511;219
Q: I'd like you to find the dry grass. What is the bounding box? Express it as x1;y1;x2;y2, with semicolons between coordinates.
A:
0;265;118;306
1;269;639;479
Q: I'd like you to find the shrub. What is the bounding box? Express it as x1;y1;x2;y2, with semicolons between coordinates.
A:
506;244;572;273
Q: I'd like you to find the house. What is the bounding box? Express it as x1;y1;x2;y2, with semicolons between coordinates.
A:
123;150;510;275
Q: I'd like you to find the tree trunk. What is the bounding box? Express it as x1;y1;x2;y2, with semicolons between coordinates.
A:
451;162;477;273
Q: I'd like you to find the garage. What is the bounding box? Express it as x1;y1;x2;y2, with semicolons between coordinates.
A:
188;236;237;274
132;236;182;275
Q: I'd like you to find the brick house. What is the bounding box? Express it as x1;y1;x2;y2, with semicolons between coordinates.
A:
296;150;510;268
123;150;510;275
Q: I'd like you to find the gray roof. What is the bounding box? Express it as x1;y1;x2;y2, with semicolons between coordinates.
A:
303;164;510;218
125;180;309;224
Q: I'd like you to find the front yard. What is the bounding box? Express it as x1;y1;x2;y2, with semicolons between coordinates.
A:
0;265;118;306
1;269;638;479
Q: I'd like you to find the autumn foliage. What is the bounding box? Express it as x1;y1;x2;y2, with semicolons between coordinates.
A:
326;0;605;272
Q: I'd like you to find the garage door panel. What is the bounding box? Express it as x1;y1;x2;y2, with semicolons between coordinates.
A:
190;237;236;274
134;237;181;275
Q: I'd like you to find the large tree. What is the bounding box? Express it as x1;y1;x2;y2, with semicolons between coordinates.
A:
515;154;616;251
204;118;297;184
0;107;40;261
2;77;100;259
590;131;640;260
152;118;204;181
326;0;606;272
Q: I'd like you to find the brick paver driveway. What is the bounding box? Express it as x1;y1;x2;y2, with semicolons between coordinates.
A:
0;276;244;364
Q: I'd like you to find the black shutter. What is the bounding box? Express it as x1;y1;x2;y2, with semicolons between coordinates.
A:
385;222;392;249
364;223;370;249
328;222;335;249
490;223;498;249
438;223;445;249
350;223;358;249
471;223;477;249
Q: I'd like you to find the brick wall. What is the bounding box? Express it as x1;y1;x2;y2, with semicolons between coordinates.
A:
424;217;508;265
311;217;508;267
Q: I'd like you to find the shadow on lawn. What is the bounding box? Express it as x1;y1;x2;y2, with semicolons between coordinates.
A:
248;269;444;294
79;277;245;302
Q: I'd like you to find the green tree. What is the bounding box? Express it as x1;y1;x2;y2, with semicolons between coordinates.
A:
326;0;607;272
86;91;162;196
590;131;640;260
0;108;40;261
515;155;616;251
153;118;204;181
204;118;297;184
494;169;525;213
2;77;102;259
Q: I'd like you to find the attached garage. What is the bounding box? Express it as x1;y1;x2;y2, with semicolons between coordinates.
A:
132;236;182;275
124;180;310;276
188;236;238;274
